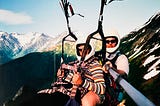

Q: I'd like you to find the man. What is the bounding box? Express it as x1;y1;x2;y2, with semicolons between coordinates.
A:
104;28;129;76
102;28;129;106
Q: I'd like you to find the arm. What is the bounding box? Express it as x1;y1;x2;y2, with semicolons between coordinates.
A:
116;54;129;75
82;64;106;95
105;54;129;75
63;62;106;95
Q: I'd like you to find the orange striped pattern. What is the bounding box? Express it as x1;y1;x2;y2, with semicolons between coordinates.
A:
65;72;74;82
82;60;106;95
63;58;106;96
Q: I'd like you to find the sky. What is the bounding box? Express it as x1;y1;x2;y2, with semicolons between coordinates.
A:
0;0;160;38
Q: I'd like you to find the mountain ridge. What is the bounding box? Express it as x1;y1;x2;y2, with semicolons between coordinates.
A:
0;31;69;64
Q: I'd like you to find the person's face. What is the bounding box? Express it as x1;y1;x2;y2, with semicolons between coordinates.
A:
77;45;90;57
77;45;84;56
105;37;117;48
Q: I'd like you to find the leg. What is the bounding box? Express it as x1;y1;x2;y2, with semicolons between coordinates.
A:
81;91;101;106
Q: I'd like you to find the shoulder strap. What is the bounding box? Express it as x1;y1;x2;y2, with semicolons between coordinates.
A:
108;51;121;69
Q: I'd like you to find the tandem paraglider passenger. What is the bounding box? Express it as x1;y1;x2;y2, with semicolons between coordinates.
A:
57;36;106;106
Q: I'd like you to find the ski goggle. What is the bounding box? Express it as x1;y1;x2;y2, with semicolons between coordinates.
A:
106;40;116;44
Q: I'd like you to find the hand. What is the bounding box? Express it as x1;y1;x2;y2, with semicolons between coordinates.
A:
81;61;86;67
61;63;66;69
105;61;113;68
57;69;64;77
103;61;113;73
72;72;83;86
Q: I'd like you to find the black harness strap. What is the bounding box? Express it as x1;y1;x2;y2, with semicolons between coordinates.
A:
107;52;121;69
81;0;107;65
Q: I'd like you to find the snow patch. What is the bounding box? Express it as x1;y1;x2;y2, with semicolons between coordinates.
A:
143;68;160;80
143;59;160;80
156;28;160;33
143;55;159;67
129;45;144;59
148;44;160;55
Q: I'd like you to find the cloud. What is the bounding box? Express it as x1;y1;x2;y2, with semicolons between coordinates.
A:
0;9;33;25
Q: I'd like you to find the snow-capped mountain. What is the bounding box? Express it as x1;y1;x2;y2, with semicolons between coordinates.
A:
12;32;55;58
0;32;22;64
0;31;68;64
120;11;160;80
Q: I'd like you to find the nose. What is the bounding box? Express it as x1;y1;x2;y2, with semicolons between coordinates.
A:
108;42;112;44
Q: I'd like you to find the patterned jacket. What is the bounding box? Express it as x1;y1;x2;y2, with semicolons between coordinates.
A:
64;56;106;97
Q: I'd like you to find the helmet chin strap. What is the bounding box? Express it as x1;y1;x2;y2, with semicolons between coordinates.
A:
106;47;118;53
106;50;120;60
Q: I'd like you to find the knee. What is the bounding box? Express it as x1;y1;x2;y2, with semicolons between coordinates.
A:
81;91;100;106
